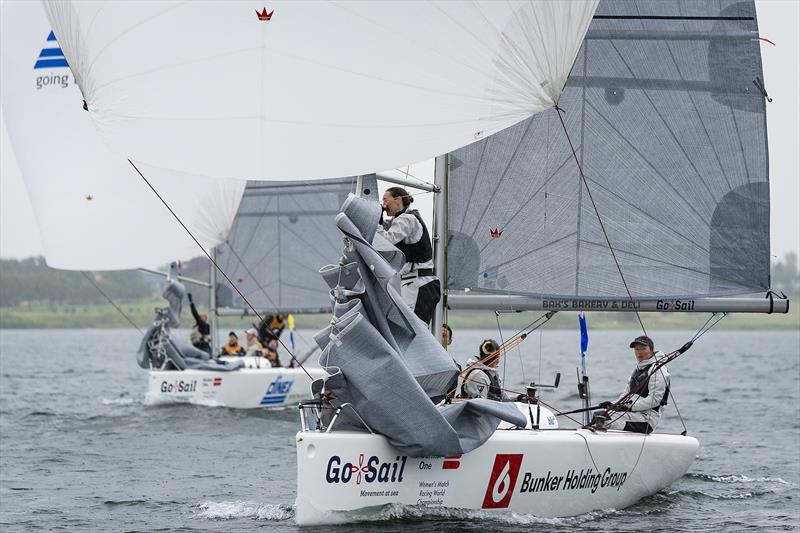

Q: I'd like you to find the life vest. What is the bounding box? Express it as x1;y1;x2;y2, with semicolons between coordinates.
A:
258;315;285;342
628;363;670;411
461;367;503;401
391;209;433;266
221;343;244;356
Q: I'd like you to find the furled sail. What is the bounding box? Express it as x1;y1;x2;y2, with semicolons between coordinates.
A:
42;0;597;181
215;176;378;313
447;0;770;300
314;194;525;457
0;1;245;270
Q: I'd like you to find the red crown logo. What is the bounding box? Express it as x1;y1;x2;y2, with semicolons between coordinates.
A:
256;7;274;21
490;227;503;238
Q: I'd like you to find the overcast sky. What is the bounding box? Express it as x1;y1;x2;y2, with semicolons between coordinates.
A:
1;0;798;263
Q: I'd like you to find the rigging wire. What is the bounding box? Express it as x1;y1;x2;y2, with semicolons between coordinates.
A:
224;242;281;315
81;271;143;334
495;311;508;388
554;104;648;337
128;159;313;380
445;311;555;398
594;312;728;433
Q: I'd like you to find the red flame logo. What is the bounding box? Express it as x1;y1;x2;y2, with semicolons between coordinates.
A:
490;227;503;238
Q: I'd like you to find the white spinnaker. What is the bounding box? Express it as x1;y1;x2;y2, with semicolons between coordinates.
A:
42;0;597;181
0;1;245;271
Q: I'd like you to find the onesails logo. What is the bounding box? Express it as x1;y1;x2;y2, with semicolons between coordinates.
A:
482;454;523;509
34;31;68;69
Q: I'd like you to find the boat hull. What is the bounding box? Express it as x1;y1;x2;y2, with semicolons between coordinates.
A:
295;426;698;525
146;359;324;408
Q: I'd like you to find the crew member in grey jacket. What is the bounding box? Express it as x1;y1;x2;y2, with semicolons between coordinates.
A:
597;335;670;434
460;339;508;401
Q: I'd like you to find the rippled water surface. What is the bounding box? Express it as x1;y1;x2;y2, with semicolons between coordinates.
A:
1;327;798;531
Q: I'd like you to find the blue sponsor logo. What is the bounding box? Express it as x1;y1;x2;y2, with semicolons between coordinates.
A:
260;375;293;406
34;31;68;69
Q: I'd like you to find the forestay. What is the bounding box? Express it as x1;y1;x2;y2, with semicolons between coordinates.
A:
0;1;245;270
43;0;596;181
215;176;377;313
447;0;770;299
314;195;525;457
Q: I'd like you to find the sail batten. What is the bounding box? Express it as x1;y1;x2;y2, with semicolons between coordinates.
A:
447;0;770;301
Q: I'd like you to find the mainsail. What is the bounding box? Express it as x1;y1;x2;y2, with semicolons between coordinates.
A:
447;0;771;300
215;176;378;313
43;0;597;180
0;1;245;270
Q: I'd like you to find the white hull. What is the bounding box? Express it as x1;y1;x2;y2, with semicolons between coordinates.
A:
146;357;324;408
295;415;699;525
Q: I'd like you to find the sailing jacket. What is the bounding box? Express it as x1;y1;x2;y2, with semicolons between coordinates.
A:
461;356;506;401
378;209;435;278
616;352;670;413
245;338;264;357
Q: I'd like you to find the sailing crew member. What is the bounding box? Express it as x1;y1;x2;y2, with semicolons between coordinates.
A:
460;339;507;401
256;314;286;345
377;187;440;325
187;293;211;355
441;323;453;349
263;337;283;368
219;331;246;356
596;335;670;434
244;328;264;357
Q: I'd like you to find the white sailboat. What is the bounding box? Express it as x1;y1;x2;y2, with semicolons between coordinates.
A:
294;0;788;524
143;177;380;408
31;0;789;525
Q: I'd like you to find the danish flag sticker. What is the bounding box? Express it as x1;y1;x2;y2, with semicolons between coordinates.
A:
481;454;523;509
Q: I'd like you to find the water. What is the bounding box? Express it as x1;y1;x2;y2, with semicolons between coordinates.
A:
1;327;798;531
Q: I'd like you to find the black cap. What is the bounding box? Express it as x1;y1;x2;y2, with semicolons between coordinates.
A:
228;331;238;338
629;335;654;349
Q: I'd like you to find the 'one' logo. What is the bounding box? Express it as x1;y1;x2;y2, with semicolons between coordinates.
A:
481;454;523;509
34;31;68;70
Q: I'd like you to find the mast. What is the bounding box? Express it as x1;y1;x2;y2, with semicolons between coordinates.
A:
209;247;219;356
430;155;447;338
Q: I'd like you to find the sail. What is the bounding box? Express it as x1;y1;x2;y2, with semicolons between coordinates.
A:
314;194;525;457
0;1;245;270
42;0;597;181
447;0;770;300
215;176;377;313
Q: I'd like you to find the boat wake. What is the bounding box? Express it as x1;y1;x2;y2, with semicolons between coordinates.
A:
195;500;619;525
356;503;619;526
195;501;294;521
100;397;138;406
687;473;791;485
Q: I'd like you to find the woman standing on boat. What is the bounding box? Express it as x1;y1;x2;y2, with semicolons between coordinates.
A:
378;186;440;324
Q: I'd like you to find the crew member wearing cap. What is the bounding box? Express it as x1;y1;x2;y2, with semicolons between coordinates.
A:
595;335;670;434
460;339;507;401
219;331;246;356
244;328;264;357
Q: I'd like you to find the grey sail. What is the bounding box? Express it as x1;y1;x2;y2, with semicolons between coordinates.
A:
447;0;770;300
215;176;378;313
314;195;525;457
